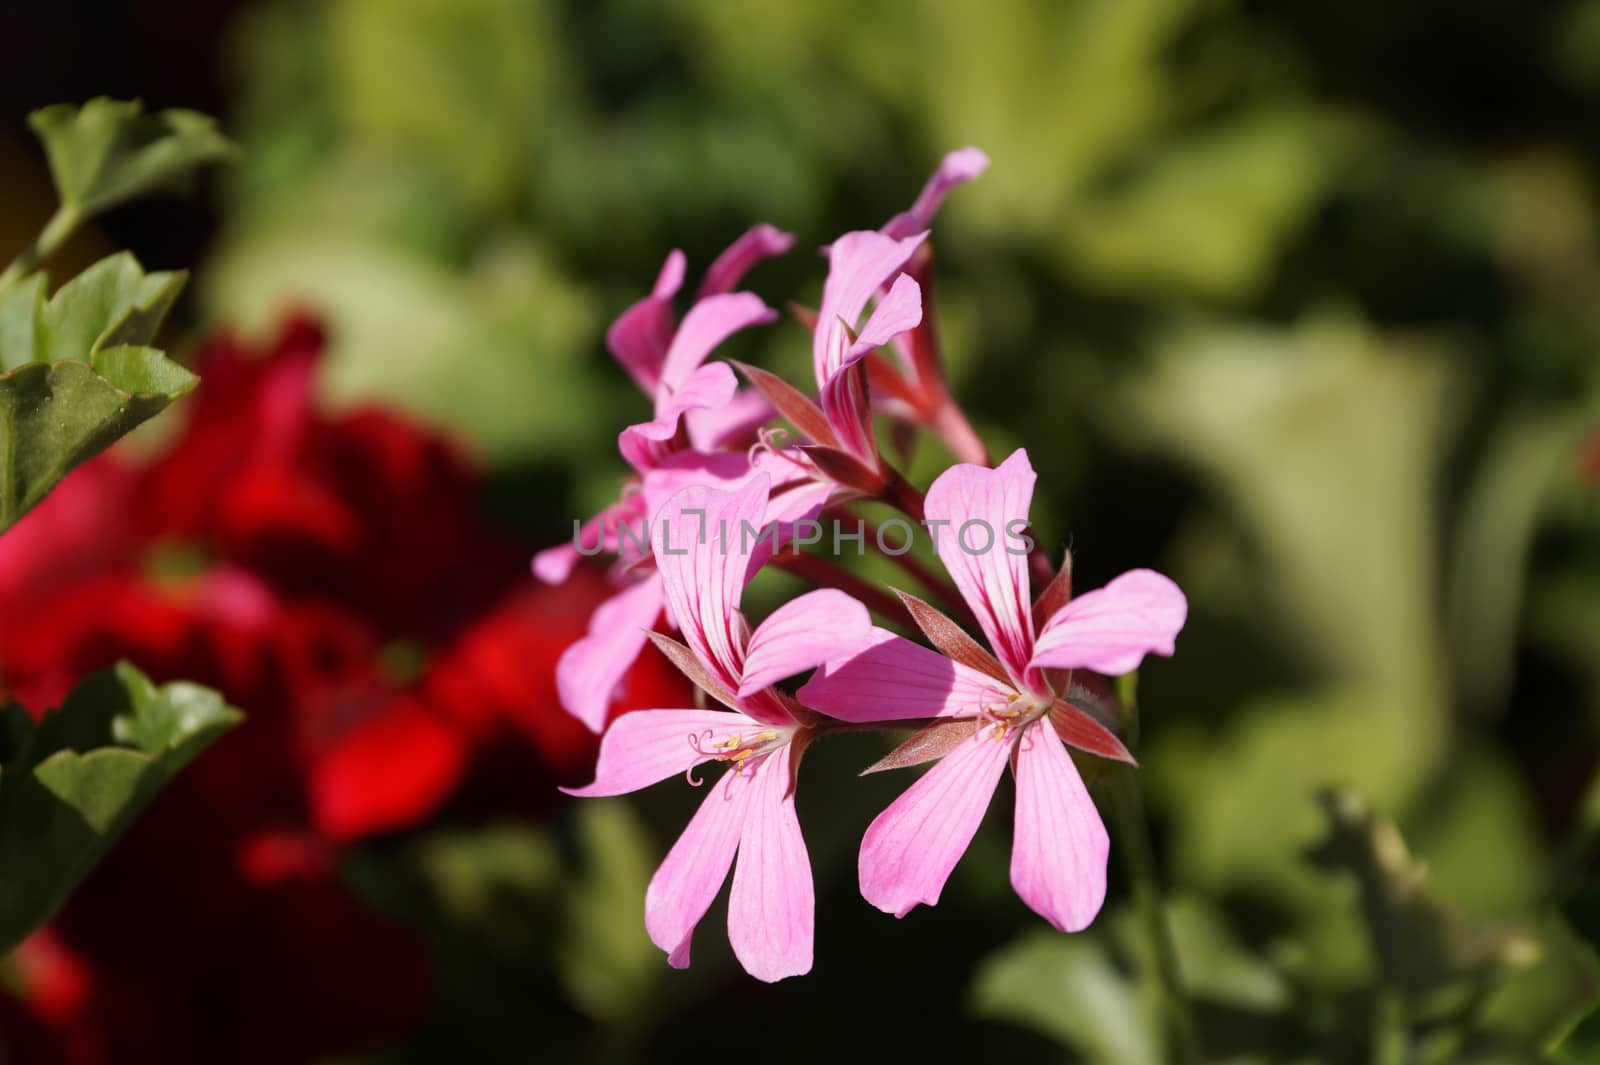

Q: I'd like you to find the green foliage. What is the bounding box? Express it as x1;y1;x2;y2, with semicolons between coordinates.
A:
0;663;242;956
1308;788;1540;1001
27;0;1597;1057
973;928;1165;1065
0;254;198;531
558;799;661;1025
28;97;233;220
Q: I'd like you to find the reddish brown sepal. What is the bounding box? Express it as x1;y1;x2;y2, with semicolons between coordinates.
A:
1048;700;1136;765
788;300;819;332
729;359;839;448
646;631;739;711
860;718;973;775
1031;548;1074;630
892;588;1012;687
799;444;887;495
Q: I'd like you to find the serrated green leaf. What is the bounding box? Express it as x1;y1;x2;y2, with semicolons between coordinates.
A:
0;353;197;532
92;344;201;396
0;252;199;530
27;97;234;217
37;252;186;362
0;275;45;372
0;664;242;957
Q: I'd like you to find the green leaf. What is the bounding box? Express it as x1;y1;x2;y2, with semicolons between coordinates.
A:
37;253;187;363
1306;788;1540;1002
971;928;1165;1065
0;254;198;532
411;820;561;924
0;663;242;956
0;275;45;373
28;97;234;217
559;800;660;1025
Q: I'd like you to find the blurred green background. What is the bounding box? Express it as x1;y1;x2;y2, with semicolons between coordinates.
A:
5;0;1600;1061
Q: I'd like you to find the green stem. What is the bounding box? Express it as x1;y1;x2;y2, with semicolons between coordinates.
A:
1372;989;1409;1065
0;202;81;293
1106;766;1202;1064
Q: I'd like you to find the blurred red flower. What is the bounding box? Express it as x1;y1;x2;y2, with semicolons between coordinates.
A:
0;315;685;1064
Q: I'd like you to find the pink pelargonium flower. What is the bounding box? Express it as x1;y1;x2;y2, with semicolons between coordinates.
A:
534;224;794;584
614;226;795;472
544;448;830;734
532;227;794;731
798;449;1186;932
564;476;871;981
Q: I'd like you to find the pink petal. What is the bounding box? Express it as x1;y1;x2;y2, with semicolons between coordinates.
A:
882;147;991;239
685;387;774;451
797;628;1013;723
606;249;685;394
530;542;581;585
746;478;835;577
762;467;834;517
924;448;1038;684
813;230;927;385
645;766;756;968
555;574;663;732
739;589;872;698
698;224;796;299
642;451;823;583
653;248;688;297
531;494;648;582
1009;722;1108;932
1029;569;1187;677
653;477;770;688
846;273;923;360
641;451;759;523
819;352;877;465
658;292;777;395
858;730;1012;917
619;362;740;472
561;707;756;797
728;744;813;981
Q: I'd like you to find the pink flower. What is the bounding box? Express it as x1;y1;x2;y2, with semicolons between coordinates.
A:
810;229;926;473
798;449;1186;931
881;146;990;241
613;226;795;472
564;477;870;981
532;227;794;730
740;150;987;492
871;148;991;464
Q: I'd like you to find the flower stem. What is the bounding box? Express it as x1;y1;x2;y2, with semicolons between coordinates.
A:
836;506;976;623
771;549;913;628
0;203;82;293
1105;766;1202;1064
879;469;925;522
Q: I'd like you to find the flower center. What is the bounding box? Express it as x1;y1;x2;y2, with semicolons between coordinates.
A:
976;691;1051;742
685;727;789;784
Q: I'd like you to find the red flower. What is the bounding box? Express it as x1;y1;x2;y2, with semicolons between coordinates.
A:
0;314;688;1064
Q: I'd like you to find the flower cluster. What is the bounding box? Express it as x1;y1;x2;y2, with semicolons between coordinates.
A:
0;318;689;1063
540;150;1189;981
